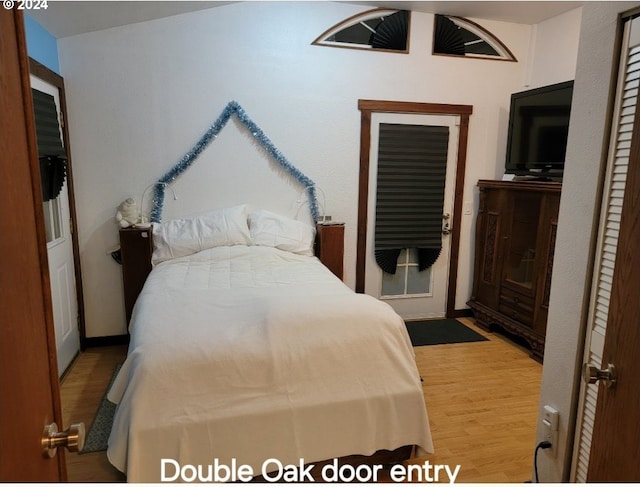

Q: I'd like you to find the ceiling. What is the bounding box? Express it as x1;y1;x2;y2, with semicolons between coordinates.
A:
350;1;583;24
29;1;584;39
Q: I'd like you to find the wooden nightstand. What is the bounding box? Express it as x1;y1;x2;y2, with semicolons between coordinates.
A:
119;226;153;325
315;223;345;281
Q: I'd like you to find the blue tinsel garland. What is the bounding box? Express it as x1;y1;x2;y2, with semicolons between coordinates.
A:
149;101;319;223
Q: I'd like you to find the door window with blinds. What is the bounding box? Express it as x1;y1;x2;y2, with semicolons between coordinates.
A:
375;123;449;297
571;15;638;482
32;88;67;244
381;248;431;296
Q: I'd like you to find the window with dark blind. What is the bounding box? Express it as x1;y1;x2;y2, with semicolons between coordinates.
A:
32;88;67;202
374;123;449;275
312;9;410;53
433;15;517;62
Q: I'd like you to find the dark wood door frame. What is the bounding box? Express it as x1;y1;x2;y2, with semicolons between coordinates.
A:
355;99;473;317
29;58;86;349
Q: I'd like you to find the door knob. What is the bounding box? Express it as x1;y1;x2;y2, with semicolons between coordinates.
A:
42;422;85;458
582;363;617;388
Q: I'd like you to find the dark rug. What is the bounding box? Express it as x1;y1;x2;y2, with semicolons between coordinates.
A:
405;319;488;346
81;364;121;454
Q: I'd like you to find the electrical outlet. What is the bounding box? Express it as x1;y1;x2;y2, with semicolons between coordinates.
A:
542;405;559;457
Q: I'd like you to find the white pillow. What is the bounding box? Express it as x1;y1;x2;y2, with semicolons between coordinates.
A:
248;210;316;256
152;205;252;264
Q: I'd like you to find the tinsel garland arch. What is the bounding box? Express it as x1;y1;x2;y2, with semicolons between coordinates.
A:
149;101;320;223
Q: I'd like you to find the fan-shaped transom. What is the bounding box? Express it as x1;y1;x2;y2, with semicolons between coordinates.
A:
433;15;517;62
312;9;410;53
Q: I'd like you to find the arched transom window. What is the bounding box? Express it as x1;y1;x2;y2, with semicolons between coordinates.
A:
312;9;410;53
433;15;517;62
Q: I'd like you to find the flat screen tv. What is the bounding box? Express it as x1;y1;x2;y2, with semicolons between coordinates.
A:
505;80;574;178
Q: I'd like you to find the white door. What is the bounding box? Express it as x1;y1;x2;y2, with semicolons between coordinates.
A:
30;75;80;376
364;112;459;320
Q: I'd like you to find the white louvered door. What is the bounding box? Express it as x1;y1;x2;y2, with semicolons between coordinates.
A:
570;16;639;482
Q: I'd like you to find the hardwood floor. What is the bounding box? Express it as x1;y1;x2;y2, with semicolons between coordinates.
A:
409;318;542;482
60;345;127;482
60;319;541;482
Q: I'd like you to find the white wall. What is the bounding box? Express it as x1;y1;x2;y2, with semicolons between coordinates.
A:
526;7;582;89
59;2;538;338
535;1;639;481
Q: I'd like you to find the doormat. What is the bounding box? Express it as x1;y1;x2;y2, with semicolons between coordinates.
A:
405;319;488;346
80;364;121;454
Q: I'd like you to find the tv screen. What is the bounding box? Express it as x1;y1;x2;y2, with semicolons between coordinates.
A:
505;80;574;177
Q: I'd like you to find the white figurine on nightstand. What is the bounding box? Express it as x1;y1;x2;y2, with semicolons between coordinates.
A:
115;197;141;228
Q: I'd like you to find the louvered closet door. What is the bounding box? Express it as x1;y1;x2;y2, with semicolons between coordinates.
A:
570;16;639;482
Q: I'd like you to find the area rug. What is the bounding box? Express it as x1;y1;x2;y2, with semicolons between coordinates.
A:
405;319;488;346
80;364;120;453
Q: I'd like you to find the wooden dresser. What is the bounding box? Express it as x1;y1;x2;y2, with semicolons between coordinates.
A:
120;222;346;325
467;180;561;361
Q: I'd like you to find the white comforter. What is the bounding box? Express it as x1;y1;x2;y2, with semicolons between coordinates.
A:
107;245;433;482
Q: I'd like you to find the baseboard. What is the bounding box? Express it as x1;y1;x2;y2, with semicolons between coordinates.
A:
84;334;130;348
449;308;474;318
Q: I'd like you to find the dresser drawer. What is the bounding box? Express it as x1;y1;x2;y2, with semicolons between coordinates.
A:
499;288;534;312
498;303;533;327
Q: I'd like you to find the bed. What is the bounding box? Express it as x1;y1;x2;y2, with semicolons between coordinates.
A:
107;204;433;482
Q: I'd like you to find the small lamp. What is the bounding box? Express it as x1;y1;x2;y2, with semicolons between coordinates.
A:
139;182;178;227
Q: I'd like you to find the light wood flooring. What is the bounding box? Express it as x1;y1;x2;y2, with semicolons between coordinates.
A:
60;345;127;482
408;318;542;482
60;319;541;482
